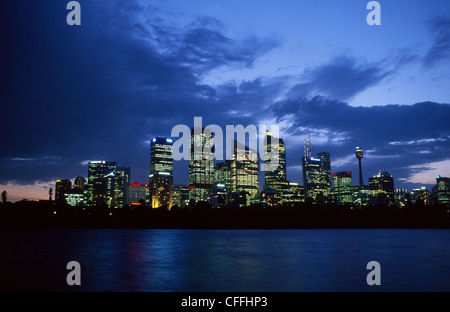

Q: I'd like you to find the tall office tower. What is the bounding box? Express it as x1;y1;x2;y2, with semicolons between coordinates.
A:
333;171;353;204
172;185;190;208
369;171;395;206
149;137;173;209
55;179;72;204
436;176;450;205
355;145;364;187
74;176;86;191
115;166;130;208
302;135;332;201
188;128;214;202
230;140;259;206
318;152;332;194
264;131;286;191
128;183;148;205
87;161;117;208
150;137;173;176
215;161;232;189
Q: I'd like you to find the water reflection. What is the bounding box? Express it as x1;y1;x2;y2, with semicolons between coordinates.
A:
1;229;450;291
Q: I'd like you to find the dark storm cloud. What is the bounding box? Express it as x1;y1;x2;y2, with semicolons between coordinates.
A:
271;96;450;187
272;96;450;142
423;16;450;67
174;28;279;74
0;0;279;184
287;56;392;101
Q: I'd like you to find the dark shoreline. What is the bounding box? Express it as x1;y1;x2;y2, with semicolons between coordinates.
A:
1;201;450;230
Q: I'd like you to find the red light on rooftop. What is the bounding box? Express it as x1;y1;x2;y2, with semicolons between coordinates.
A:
131;183;142;187
346;171;350;174
333;173;336;176
188;186;196;189
131;202;142;206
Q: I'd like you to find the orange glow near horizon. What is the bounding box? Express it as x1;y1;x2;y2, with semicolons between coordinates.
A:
0;181;55;203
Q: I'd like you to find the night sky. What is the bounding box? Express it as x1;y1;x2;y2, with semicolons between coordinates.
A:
1;0;450;202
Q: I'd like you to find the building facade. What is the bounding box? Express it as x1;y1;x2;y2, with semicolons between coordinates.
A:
55;179;72;204
149;137;173;209
437;176;450;205
87;161;117;208
230;141;259;206
333;171;353;205
188;128;215;202
368;171;395;206
264;131;286;192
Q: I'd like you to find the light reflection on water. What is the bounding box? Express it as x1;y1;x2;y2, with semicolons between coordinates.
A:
1;229;450;291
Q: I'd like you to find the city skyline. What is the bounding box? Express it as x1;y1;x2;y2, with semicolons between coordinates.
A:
10;130;450;208
2;0;450;202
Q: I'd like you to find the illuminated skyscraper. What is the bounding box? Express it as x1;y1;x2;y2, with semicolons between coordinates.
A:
74;177;86;191
115;166;130;208
55;179;71;204
214;161;232;205
150;137;173;176
87;161;117;208
173;185;190;208
369;171;395;206
230;140;259;206
436;176;450;205
302;136;332;201
318;152;331;193
215;161;232;189
189;128;214;202
149;137;173;209
333;171;353;204
264;131;286;191
128;183;148;205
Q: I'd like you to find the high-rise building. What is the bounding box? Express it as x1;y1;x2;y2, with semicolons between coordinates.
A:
207;182;228;208
436;176;450;205
115;166;130;208
128;183;148;205
74;177;86;191
87;161;117;208
173;185;190;208
230;140;259;206
369;171;395;206
318;152;331;194
214;161;232;205
264;131;286;191
352;185;370;206
280;182;305;205
189;128;214;202
215;161;232;189
150;137;173;176
55;179;72;204
410;186;431;206
149;137;173;209
302;136;332;201
333;171;353;205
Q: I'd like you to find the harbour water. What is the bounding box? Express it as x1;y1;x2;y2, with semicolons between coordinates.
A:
1;229;449;292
